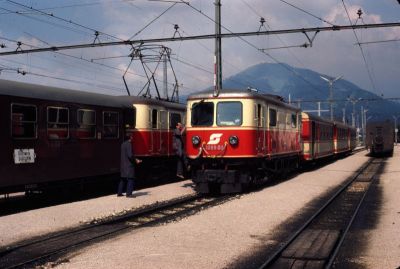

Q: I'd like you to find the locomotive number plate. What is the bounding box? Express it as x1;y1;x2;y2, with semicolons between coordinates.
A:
14;149;36;164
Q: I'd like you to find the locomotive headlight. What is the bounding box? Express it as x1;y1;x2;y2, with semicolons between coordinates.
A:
229;135;239;146
192;135;201;146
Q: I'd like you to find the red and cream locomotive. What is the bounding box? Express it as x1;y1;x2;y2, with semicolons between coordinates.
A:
186;88;357;194
186;89;302;193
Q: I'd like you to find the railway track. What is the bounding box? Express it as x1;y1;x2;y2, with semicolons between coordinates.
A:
0;193;238;269
258;156;383;269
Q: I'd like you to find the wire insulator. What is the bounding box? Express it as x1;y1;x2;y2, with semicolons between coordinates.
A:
357;9;363;19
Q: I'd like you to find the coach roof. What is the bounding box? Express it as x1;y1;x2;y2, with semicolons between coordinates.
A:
0;79;185;110
188;88;300;111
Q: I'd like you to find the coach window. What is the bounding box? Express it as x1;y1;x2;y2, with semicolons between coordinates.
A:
77;109;96;139
152;109;158;129
191;102;213;126
269;108;277;127
103;111;119;139
47;107;69;139
217;101;242;126
11;104;37;139
170;112;181;129
123;108;136;128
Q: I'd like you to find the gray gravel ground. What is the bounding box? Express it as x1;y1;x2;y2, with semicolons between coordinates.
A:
51;152;370;269
0;180;195;248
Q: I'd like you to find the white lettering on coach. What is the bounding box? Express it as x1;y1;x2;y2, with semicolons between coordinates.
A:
207;133;223;145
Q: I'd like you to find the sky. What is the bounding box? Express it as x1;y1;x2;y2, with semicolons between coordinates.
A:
0;0;399;99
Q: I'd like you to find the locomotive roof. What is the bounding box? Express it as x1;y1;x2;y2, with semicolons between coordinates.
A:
187;88;300;111
0;79;185;110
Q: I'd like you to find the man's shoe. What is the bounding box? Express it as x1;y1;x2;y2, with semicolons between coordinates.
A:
176;174;184;179
126;194;134;198
117;194;123;197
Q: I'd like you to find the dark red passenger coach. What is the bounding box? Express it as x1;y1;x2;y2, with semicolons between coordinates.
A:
0;79;185;194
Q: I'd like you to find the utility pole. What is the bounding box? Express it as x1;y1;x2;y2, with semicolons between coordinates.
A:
348;97;361;127
342;108;346;123
214;0;222;97
318;102;321;116
320;75;342;121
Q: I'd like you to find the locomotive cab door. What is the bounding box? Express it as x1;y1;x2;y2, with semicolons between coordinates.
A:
159;110;168;155
150;108;158;154
255;103;264;155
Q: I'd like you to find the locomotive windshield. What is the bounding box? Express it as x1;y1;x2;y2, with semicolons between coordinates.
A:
217;101;242;126
191;102;213;126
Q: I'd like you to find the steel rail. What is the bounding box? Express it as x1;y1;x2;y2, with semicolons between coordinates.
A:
324;160;381;268
0;23;399;56
258;156;375;269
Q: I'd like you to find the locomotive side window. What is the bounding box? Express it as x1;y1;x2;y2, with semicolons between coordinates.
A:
170;113;181;129
291;114;297;128
191;102;213;126
269;109;277;127
77;109;96;139
47;107;69;139
152;109;158;129
103;111;119;139
11;104;37;139
217;101;242;126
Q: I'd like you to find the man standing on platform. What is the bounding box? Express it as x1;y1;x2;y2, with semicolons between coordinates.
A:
118;135;141;197
174;122;186;179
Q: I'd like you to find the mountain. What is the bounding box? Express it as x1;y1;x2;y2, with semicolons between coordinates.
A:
220;62;400;124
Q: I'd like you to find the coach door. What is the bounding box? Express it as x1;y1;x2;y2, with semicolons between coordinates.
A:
311;121;316;158
159;110;168;154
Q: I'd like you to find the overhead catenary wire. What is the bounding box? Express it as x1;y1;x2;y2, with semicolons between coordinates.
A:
341;0;381;96
240;0;310;70
6;0;123;41
178;0;326;94
278;0;335;26
0;6;91;37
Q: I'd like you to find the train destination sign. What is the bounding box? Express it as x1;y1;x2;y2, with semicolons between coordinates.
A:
14;149;35;164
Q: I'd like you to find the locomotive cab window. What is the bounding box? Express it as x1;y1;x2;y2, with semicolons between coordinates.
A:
11;104;37;139
170;113;181;129
47;107;69;139
191;102;213;126
217;101;242;126
269;108;277;127
103;111;119;139
291;114;297;128
77;109;96;139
